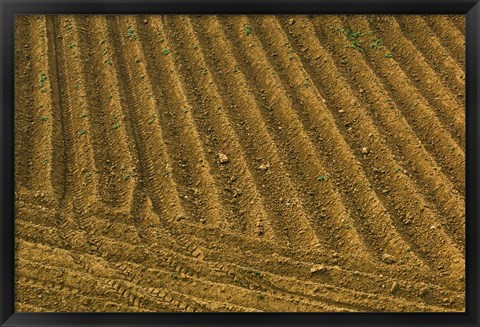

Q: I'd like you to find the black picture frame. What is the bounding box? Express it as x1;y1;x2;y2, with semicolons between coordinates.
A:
1;0;479;326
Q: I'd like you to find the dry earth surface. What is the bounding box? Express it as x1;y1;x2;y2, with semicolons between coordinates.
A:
14;14;465;312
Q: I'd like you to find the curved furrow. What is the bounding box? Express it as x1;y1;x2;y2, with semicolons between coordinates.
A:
250;15;439;272
204;15;404;264
422;16;465;66
124;17;232;231
21;16;58;203
304;17;465;250
217;15;437;272
81;16;205;261
339;16;465;196
141;18;276;240
365;16;464;148
189;14;376;261
138;18;275;240
72;16;137;210
395;16;464;100
279;16;464;287
104;16;187;229
159;15;317;248
50;15;99;214
14;16;35;192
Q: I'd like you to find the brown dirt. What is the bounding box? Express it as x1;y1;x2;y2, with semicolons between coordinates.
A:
14;14;465;312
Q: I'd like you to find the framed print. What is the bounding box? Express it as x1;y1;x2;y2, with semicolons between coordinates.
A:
1;0;479;326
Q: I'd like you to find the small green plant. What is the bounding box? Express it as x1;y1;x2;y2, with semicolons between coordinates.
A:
395;167;401;172
254;271;262;277
78;130;87;135
68;42;75;49
124;173;131;181
261;103;272;112
104;59;113;65
99;39;106;45
317;175;325;181
103;48;108;55
140;74;145;80
369;38;383;49
80;113;88;119
113;123;121;130
385;53;394;58
342;28;365;52
159;37;165;43
39;74;47;87
162;48;170;55
127;26;137;40
41;116;48;121
258;293;265;300
245;25;253;35
302;79;311;88
148;115;156;124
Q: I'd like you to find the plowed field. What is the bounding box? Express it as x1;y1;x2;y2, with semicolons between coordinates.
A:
14;14;465;312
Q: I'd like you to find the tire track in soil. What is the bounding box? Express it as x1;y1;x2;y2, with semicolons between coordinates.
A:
16;206;464;312
50;15;99;214
131;16;233;231
250;14;436;274
15;14;466;312
207;15;389;268
422;16;465;67
73;16;137;210
395;16;464;101
306;16;465;251
282;15;464;289
18;231;462;312
341;16;465;197
366;16;465;148
160;15;317;248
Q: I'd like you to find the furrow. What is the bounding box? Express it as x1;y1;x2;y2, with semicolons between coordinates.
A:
14;16;35;192
366;16;464;148
215;14;408;268
21;16;58;203
306;17;465;250
447;15;465;36
44;16;67;204
341;16;465;195
72;16;137;210
395;16;464;101
50;15;99;213
145;18;278;240
158;15;309;246
250;15;439;274
281;15;464;288
127;17;232;230
105;16;186;226
106;16;207;260
422;16;465;67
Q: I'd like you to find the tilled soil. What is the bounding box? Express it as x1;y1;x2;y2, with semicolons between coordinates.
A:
14;14;465;312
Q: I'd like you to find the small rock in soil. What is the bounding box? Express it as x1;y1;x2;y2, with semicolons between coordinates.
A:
288;18;295;25
258;163;270;171
310;264;326;273
218;153;229;164
381;253;396;264
361;147;369;154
